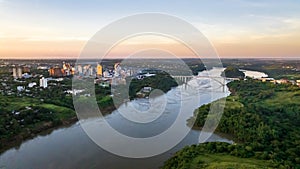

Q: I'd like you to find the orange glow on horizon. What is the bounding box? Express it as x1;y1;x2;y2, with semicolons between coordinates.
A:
1;33;300;59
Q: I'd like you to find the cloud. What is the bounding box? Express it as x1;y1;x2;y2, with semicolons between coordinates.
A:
235;0;268;7
20;36;89;42
193;22;253;43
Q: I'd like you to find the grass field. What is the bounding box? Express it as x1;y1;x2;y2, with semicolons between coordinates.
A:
263;91;300;107
189;154;274;169
40;103;75;119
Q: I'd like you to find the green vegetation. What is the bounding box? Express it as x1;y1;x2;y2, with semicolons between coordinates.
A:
0;70;115;151
190;154;274;169
0;94;76;150
184;59;206;75
222;59;300;80
128;72;179;99
221;66;245;79
162;142;275;169
163;80;300;169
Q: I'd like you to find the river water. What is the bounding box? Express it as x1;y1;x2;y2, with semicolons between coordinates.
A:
241;69;268;79
0;67;242;169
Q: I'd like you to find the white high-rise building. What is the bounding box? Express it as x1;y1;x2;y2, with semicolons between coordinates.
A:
12;68;17;78
114;63;122;77
39;77;48;88
77;65;83;75
17;67;22;78
12;67;22;79
89;67;94;76
83;65;90;76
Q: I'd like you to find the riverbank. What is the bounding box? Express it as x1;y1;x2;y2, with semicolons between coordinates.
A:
0;116;77;154
0;67;226;157
0;102;119;154
0;67;234;169
187;116;237;144
163;79;300;168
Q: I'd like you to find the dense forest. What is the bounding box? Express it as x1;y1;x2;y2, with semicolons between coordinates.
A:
127;72;179;99
163;80;300;169
221;66;245;79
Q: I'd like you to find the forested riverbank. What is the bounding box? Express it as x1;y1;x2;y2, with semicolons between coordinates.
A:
0;71;179;153
162;79;300;169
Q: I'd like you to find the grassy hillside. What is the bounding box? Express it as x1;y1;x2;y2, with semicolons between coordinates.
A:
190;154;274;169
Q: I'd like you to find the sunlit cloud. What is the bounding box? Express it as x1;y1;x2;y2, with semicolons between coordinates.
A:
21;36;89;42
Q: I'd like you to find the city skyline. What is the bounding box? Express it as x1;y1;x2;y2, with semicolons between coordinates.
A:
0;0;300;59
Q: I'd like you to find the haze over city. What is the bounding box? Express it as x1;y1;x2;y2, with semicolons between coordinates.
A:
0;0;300;59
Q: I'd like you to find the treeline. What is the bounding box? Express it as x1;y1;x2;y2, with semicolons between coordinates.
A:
162;142;275;169
221;59;300;80
163;80;300;168
221;66;245;78
127;72;179;99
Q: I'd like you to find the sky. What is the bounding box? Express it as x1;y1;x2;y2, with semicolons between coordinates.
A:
0;0;300;59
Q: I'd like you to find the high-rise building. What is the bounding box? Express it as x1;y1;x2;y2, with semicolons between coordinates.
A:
114;63;120;71
49;67;63;77
71;67;75;75
63;62;67;70
114;63;121;77
39;77;48;88
17;67;22;78
12;67;17;78
62;62;72;76
83;65;90;76
97;64;103;77
89;67;94;76
65;69;70;76
13;67;23;79
76;65;83;75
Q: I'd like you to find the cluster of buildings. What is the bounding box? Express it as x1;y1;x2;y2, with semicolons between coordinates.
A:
258;77;300;87
75;64;102;77
10;63;70;91
49;62;75;77
75;62;133;78
10;61;139;92
12;66;31;79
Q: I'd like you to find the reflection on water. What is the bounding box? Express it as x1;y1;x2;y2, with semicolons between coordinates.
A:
0;67;235;169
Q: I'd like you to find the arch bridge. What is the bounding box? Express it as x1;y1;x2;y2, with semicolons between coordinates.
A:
172;75;237;92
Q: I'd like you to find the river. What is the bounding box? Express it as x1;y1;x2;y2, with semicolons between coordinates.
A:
0;67;255;169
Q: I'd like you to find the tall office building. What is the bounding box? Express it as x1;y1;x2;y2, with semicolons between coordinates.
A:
83;65;90;76
89;67;94;76
62;62;72;76
17;67;22;78
97;64;103;77
13;67;22;79
49;67;63;77
12;67;17;78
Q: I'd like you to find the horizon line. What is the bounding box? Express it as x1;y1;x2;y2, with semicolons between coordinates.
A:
1;57;300;61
